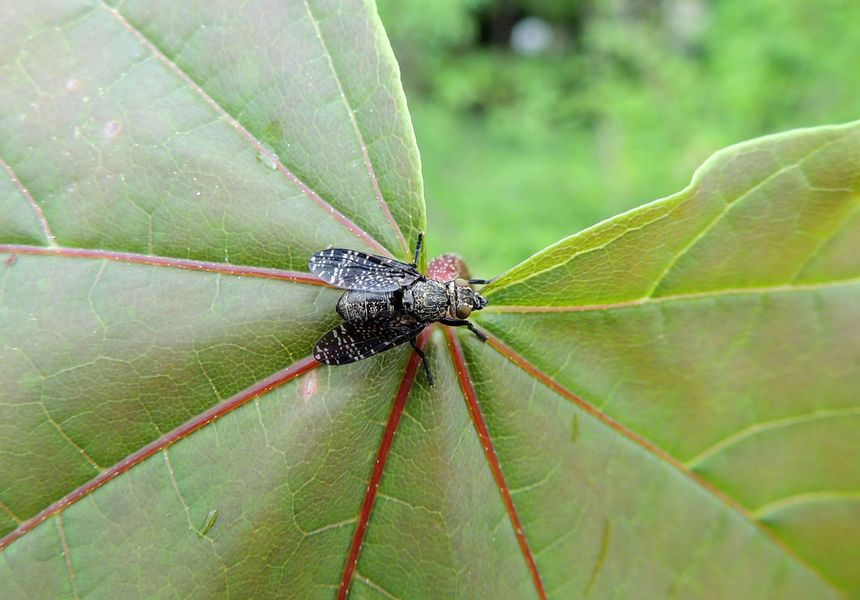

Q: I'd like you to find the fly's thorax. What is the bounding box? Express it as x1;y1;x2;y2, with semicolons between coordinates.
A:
404;280;448;322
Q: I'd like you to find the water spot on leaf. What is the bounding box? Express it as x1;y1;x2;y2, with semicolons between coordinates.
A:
103;120;122;140
257;150;279;171
300;370;319;402
65;78;81;92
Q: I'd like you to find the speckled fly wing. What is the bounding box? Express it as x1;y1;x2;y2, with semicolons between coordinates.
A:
313;321;426;365
308;249;423;292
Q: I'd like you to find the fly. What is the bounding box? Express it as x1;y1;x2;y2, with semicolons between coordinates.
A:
308;232;489;385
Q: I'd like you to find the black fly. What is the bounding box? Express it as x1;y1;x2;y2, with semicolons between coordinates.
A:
308;233;489;385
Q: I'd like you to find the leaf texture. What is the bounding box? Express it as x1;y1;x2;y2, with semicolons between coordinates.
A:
0;0;858;598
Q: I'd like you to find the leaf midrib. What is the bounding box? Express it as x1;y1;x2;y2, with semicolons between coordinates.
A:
483;276;860;313
482;333;843;596
299;0;408;258
16;0;398;257
0;357;320;552
0;244;327;285
0;286;844;596
484;131;853;299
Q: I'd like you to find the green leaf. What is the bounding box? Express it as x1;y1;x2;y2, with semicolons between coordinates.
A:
1;2;857;600
478;121;860;597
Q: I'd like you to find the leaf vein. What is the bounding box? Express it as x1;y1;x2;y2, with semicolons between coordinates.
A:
0;151;55;245
684;407;860;469
97;0;387;255
301;0;408;257
790;197;860;283
484;332;842;595
0;501;22;525
444;329;547;599
55;514;80;600
0;245;328;285
482;275;860;314
645;138;840;298
163;450;230;586
0;357;319;552
353;572;403;600
753;491;860;519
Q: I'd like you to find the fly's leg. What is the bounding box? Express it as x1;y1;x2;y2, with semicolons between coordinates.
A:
439;319;488;342
411;231;424;267
466;278;493;285
410;337;435;386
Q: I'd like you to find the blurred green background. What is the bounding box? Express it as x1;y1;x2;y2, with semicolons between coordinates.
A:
376;0;860;276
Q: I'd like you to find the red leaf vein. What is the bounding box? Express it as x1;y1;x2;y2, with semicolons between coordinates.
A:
484;332;840;593
337;330;428;600
0;245;328;284
300;0;408;258
444;328;548;600
0;356;319;552
100;1;389;256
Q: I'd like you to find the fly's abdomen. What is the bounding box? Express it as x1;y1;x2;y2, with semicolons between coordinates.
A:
336;290;399;322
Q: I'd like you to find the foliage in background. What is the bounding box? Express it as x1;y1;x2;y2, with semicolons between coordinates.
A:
377;0;860;274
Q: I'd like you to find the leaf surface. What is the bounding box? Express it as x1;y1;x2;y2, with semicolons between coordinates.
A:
1;1;858;599
478;121;860;597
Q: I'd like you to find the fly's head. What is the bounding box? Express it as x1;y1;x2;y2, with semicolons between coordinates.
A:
446;278;488;320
